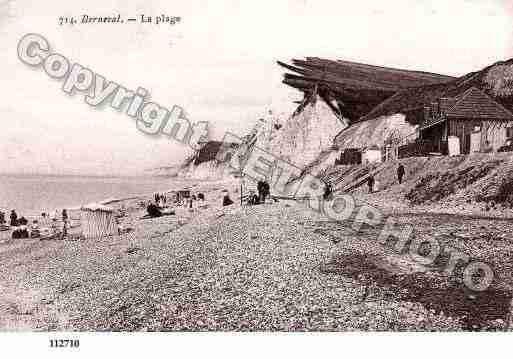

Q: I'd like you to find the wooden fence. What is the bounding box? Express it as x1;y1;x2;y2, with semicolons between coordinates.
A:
398;140;448;158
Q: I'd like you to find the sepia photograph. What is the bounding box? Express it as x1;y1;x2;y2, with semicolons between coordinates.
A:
1;0;512;356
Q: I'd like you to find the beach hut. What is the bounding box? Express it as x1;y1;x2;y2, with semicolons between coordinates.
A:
80;203;117;239
362;145;382;164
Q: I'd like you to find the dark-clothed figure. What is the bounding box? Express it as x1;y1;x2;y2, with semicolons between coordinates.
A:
147;203;162;217
397;164;405;184
323;182;333;200
258;180;270;203
257;181;265;203
222;194;234;207
61;209;68;238
12;227;28;239
0;211;5;225
263;181;270;202
198;193;205;201
10;210;18;227
367;176;375;193
252;194;260;205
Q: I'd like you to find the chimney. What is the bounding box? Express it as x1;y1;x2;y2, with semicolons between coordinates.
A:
439;98;451;113
424;106;430;121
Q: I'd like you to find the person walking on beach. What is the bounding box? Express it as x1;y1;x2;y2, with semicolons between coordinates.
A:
61;209;69;239
323;182;333;201
367;175;375;193
263;181;270;202
62;209;68;222
10;210;18;227
397;163;405;184
257;180;265;203
257;180;271;203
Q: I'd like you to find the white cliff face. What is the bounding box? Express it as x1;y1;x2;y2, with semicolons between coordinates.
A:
296;113;419;182
179;96;348;179
268;95;348;169
334;113;417;149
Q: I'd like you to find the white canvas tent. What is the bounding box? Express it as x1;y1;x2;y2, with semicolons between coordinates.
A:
80;203;117;239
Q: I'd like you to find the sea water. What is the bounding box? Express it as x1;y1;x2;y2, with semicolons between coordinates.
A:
0;174;188;217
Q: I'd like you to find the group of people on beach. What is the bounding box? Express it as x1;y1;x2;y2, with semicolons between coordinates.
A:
0;209;28;227
154;193;167;208
1;209;30;238
177;191;206;209
247;180;273;206
0;208;70;239
147;190;208;217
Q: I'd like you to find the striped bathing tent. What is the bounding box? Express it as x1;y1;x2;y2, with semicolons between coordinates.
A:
80;203;117;239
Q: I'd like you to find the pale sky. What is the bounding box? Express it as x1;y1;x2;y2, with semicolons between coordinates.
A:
1;0;512;175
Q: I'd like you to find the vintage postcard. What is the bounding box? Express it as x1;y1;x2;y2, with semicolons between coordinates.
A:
1;0;512;356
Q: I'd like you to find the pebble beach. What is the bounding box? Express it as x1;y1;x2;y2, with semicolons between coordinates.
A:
0;179;512;331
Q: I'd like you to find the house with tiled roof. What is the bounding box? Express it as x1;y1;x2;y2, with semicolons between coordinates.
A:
280;57;513;162
420;87;513;154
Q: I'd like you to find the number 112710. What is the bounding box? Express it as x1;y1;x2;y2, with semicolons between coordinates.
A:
49;339;80;348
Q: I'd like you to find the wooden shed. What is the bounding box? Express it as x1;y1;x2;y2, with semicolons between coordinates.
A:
419;87;513;154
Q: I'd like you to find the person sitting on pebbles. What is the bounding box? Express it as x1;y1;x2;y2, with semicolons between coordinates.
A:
222;192;234;207
147;203;162;218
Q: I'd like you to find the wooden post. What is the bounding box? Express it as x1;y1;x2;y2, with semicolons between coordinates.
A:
460;120;464;154
240;174;243;206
